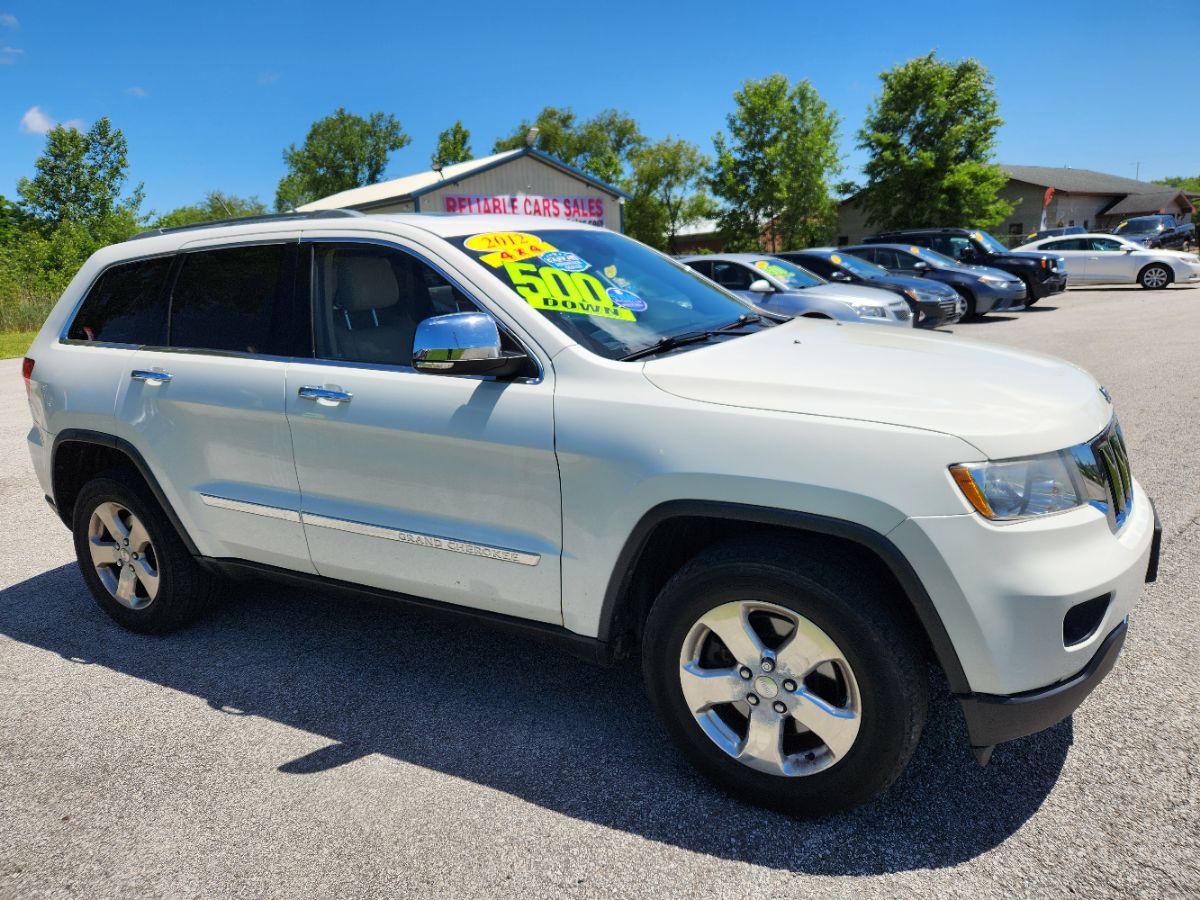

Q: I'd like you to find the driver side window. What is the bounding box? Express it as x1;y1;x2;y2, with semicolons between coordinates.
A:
711;261;755;291
1089;238;1122;252
311;243;479;367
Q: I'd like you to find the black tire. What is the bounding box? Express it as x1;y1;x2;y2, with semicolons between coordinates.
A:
72;469;216;633
1138;264;1172;290
954;286;978;319
1018;277;1040;307
642;536;928;815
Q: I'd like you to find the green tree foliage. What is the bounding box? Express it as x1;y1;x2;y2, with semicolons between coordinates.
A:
2;119;144;332
432;121;473;168
624;138;718;252
857;53;1011;231
493;107;644;185
1155;175;1200;192
276;108;410;210
710;75;842;251
154;192;268;229
17;118;144;229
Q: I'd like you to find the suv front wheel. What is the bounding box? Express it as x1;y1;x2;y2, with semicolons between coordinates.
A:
72;471;215;633
642;537;928;815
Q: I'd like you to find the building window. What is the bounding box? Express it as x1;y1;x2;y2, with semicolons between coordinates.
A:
836;235;849;246
1068;219;1075;226
1008;223;1023;235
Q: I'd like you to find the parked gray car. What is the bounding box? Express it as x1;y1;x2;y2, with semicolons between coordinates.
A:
679;254;914;327
843;244;1027;319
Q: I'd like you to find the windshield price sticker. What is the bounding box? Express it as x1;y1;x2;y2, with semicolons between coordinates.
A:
831;254;842;264
540;250;590;272
754;260;769;268
465;232;556;267
503;262;636;321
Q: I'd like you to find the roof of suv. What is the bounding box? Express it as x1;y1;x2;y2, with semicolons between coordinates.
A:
127;211;601;246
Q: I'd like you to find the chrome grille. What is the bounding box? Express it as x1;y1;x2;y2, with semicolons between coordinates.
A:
1072;419;1134;530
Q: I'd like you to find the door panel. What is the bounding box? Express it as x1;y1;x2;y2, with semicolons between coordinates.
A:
284;239;562;623
285;362;562;622
115;352;313;570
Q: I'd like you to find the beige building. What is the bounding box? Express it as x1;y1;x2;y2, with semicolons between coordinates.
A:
297;147;628;231
837;165;1197;246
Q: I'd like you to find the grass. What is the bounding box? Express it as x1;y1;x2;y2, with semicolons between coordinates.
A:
0;331;37;359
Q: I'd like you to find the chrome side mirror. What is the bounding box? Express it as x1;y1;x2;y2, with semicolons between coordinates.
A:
748;278;774;293
412;312;528;379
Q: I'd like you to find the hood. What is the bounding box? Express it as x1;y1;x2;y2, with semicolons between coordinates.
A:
640;319;1112;459
762;282;900;308
866;273;956;296
948;262;1020;281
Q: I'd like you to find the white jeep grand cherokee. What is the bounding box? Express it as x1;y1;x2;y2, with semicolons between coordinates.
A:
23;212;1161;815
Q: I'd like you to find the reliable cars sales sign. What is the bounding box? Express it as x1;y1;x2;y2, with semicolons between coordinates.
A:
443;194;605;226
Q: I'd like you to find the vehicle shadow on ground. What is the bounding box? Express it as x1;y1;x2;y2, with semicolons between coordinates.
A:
0;565;1072;876
962;314;1019;325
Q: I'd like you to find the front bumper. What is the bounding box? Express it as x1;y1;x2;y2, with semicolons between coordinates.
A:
975;280;1027;313
915;296;963;328
1031;271;1069;298
918;496;1161;756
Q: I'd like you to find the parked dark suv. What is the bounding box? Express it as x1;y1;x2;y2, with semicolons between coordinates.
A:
1112;215;1195;250
863;228;1068;304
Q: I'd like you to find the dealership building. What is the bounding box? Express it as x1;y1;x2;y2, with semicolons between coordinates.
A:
297;147;629;231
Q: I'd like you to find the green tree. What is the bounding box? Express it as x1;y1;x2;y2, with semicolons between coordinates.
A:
624;138;717;252
432;121;473;168
154;192;268;229
1155;175;1200;192
17;118;144;229
710;75;842;251
857;52;1011;231
493;107;644;185
276;108;410;210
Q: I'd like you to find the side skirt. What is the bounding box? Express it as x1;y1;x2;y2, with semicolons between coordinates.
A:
199;557;615;667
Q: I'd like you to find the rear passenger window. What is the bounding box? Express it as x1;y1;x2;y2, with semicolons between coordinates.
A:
169;244;293;355
66;257;171;345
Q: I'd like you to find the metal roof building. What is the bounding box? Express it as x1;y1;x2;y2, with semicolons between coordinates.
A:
296;147;630;231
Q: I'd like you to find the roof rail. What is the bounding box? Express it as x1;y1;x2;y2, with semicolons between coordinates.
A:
129;209;365;241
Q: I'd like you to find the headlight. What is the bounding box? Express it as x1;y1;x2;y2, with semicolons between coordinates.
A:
949;451;1084;520
845;303;886;318
979;275;1009;286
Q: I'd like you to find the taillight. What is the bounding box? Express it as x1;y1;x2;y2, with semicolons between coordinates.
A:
22;357;34;399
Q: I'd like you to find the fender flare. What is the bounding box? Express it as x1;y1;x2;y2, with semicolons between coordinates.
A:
597;499;970;694
50;428;200;556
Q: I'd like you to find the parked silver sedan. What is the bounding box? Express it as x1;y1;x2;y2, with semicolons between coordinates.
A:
1016;233;1200;289
678;254;914;327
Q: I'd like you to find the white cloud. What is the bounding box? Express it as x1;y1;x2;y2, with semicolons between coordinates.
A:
20;105;53;134
126;86;147;98
0;13;18;27
0;45;21;64
19;106;85;135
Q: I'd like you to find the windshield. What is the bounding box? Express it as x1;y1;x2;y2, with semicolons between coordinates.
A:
1114;219;1164;234
748;257;824;290
449;229;759;360
969;230;1010;253
827;251;890;279
909;246;959;268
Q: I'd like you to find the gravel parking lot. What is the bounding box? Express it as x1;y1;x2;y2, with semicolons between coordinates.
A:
1;285;1197;898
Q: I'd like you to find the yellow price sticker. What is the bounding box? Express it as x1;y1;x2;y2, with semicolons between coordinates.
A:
831;254;842;264
503;262;636;321
754;260;769;268
465;232;557;267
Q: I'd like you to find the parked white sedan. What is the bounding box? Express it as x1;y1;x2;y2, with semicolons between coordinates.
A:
1016;233;1200;289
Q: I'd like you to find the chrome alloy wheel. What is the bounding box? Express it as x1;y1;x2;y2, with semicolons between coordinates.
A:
1143;266;1169;288
87;501;160;610
679;600;862;777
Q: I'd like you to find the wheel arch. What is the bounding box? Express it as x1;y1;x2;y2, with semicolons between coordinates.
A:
598;500;970;693
1137;261;1174;287
51;429;200;556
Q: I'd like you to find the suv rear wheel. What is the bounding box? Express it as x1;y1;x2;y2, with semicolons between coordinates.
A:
642;537;928;815
72;471;216;633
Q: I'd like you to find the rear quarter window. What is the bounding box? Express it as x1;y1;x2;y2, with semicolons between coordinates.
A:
66;256;172;345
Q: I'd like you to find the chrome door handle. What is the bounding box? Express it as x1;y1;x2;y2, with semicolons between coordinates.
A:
298;385;353;403
131;369;173;384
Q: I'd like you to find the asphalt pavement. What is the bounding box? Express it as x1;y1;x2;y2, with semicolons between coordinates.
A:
1;285;1197;897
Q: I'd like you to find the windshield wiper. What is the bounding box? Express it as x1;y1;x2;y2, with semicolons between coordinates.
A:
620;315;765;361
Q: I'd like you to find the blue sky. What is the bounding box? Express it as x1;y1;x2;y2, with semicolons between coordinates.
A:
2;0;1197;214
